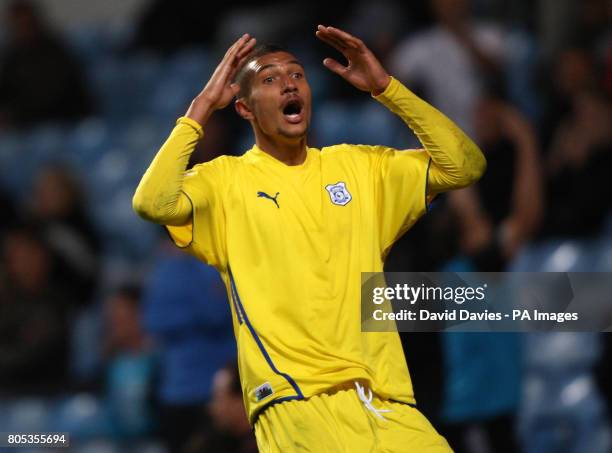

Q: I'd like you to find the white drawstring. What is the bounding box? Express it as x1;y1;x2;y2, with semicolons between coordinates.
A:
354;381;391;420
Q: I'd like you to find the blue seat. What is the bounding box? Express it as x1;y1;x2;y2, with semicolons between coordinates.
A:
510;239;598;272
168;48;212;84
65;118;111;163
118;117;160;153
352;101;402;146
87;56;126;118
89;149;130;194
0;131;27;194
595;238;612;271
150;75;195;121
64;26;112;63
313;100;413;149
5;399;52;433
88;54;161;121
91;185;161;259
312;101;353;146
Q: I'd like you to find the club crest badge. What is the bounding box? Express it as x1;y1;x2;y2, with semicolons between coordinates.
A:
325;182;352;206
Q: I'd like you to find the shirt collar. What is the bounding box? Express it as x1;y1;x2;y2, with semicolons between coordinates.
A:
248;144;315;171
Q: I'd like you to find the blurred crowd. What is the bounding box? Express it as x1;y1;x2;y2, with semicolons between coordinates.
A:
0;0;611;452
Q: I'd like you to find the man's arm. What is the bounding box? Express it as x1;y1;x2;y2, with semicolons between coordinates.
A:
373;77;486;194
132;34;256;225
450;102;542;259
315;25;486;194
132;117;202;225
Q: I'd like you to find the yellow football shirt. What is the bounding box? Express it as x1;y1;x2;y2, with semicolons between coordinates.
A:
166;136;430;424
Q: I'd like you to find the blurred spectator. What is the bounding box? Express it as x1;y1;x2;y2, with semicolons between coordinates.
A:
536;0;611;63
215;1;310;52
439;332;522;453
186;362;257;453
0;224;71;395
450;95;543;270
337;0;407;60
385;204;455;426
540;47;598;148
537;0;576;60
437;97;540;451
540;88;612;238
385;197;459;272
28;164;100;305
142;242;235;453
57;286;157;443
102;285;157;440
208;363;257;453
131;0;220;53
570;0;612;53
0;0;93;129
132;0;285;54
389;0;507;135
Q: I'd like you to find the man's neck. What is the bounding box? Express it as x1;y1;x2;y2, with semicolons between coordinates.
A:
255;133;308;166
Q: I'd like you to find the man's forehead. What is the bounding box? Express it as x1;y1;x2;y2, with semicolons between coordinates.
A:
246;52;303;74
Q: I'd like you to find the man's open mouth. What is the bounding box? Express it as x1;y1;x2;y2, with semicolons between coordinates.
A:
281;98;304;124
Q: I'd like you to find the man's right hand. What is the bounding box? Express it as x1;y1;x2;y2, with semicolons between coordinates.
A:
186;33;257;126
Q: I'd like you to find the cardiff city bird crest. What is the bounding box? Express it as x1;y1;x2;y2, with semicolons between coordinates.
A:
325;182;352;206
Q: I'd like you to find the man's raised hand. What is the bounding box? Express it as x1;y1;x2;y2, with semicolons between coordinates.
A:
186;34;256;125
315;25;390;96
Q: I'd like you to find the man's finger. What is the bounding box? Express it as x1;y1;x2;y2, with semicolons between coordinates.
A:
218;35;255;82
316;26;350;48
224;34;251;60
236;37;257;60
235;47;256;70
316;31;348;54
322;57;348;77
324;26;361;49
218;46;248;82
229;39;258;80
230;35;252;60
224;35;246;58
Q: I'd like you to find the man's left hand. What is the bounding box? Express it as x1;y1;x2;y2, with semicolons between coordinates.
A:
316;25;391;95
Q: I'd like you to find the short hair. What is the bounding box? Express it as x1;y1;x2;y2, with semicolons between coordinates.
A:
233;43;289;99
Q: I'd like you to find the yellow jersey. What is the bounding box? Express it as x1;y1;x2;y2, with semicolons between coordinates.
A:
166;138;430;424
134;77;486;425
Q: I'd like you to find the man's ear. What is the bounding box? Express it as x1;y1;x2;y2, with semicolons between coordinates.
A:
234;97;254;121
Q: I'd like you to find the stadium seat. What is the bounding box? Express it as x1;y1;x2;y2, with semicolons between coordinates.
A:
65;118;112;169
0;131;27;195
167;48;212;85
64;26;113;63
312;101;353;146
595;238;612;271
510;239;599;272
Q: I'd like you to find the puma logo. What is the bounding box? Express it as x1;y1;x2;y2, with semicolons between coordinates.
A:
257;191;280;209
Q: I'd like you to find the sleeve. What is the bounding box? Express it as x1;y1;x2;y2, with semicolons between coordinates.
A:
372;77;486;194
132;116;228;270
366;145;431;256
165;159;228;271
132;116;203;226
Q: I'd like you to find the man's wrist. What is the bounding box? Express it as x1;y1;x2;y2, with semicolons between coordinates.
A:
371;75;391;96
185;96;215;128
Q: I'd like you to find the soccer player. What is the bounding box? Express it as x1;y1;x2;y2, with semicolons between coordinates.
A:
133;26;486;452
